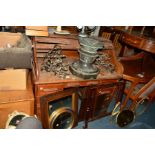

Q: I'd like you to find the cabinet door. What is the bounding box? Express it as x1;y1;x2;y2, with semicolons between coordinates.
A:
40;88;78;129
93;86;116;120
78;84;117;122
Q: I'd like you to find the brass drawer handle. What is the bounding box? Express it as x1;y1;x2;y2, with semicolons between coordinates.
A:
105;97;110;101
39;87;62;92
98;90;111;94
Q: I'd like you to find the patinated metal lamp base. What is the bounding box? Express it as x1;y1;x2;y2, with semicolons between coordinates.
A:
70;37;103;79
69;61;99;79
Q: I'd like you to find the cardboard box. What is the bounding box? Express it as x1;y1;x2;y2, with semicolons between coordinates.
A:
0;32;32;69
0;69;28;90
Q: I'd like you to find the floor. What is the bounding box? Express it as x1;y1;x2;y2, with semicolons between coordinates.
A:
75;99;155;129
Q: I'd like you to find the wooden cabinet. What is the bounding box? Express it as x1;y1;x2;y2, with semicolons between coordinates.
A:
77;83;118;128
38;82;120;129
0;74;34;128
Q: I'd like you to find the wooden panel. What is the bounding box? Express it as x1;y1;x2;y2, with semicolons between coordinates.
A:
36;43;79;50
36;50;79;59
37;49;49;53
26;29;48;37
35;37;75;44
37;53;46;58
34;36;79;50
26;26;48;31
48;34;77;39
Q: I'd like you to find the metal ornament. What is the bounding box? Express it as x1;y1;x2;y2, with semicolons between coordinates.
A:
95;53;115;73
41;45;71;79
70;37;104;79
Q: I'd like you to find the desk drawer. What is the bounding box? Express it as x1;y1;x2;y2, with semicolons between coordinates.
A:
37;84;64;96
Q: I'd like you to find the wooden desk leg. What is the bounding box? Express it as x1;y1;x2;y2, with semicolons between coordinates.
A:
120;82;138;111
119;45;126;57
115;80;126;104
83;107;90;129
82;87;92;129
35;96;41;119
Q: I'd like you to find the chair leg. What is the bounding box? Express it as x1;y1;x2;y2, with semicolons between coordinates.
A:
129;101;137;112
120;82;138;111
115;79;126;103
129;96;150;112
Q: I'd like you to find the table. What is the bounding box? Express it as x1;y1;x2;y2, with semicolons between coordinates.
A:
118;31;155;111
119;31;155;56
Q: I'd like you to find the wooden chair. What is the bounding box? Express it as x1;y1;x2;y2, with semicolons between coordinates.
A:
101;27;123;56
118;31;155;111
100;27;113;40
126;77;155;111
111;77;155;127
119;52;155;110
102;31;112;40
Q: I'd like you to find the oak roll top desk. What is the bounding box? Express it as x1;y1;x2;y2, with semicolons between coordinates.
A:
32;34;124;128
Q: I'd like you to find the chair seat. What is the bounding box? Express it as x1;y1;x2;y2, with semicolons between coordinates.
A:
121;55;155;80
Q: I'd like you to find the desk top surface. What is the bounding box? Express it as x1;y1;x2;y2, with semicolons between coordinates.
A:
34;50;123;86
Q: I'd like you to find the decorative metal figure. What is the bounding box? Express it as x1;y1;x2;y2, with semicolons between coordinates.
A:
41;45;71;79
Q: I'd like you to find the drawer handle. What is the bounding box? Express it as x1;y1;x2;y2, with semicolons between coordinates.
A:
98;90;110;94
105;97;110;101
39;87;62;92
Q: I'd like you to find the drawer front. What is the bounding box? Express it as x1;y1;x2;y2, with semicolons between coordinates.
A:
36;84;64;96
78;84;117;121
93;86;116;118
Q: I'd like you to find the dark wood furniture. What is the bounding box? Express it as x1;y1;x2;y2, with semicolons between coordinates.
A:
119;30;155;56
32;34;123;128
99;26;155;57
118;31;155;111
